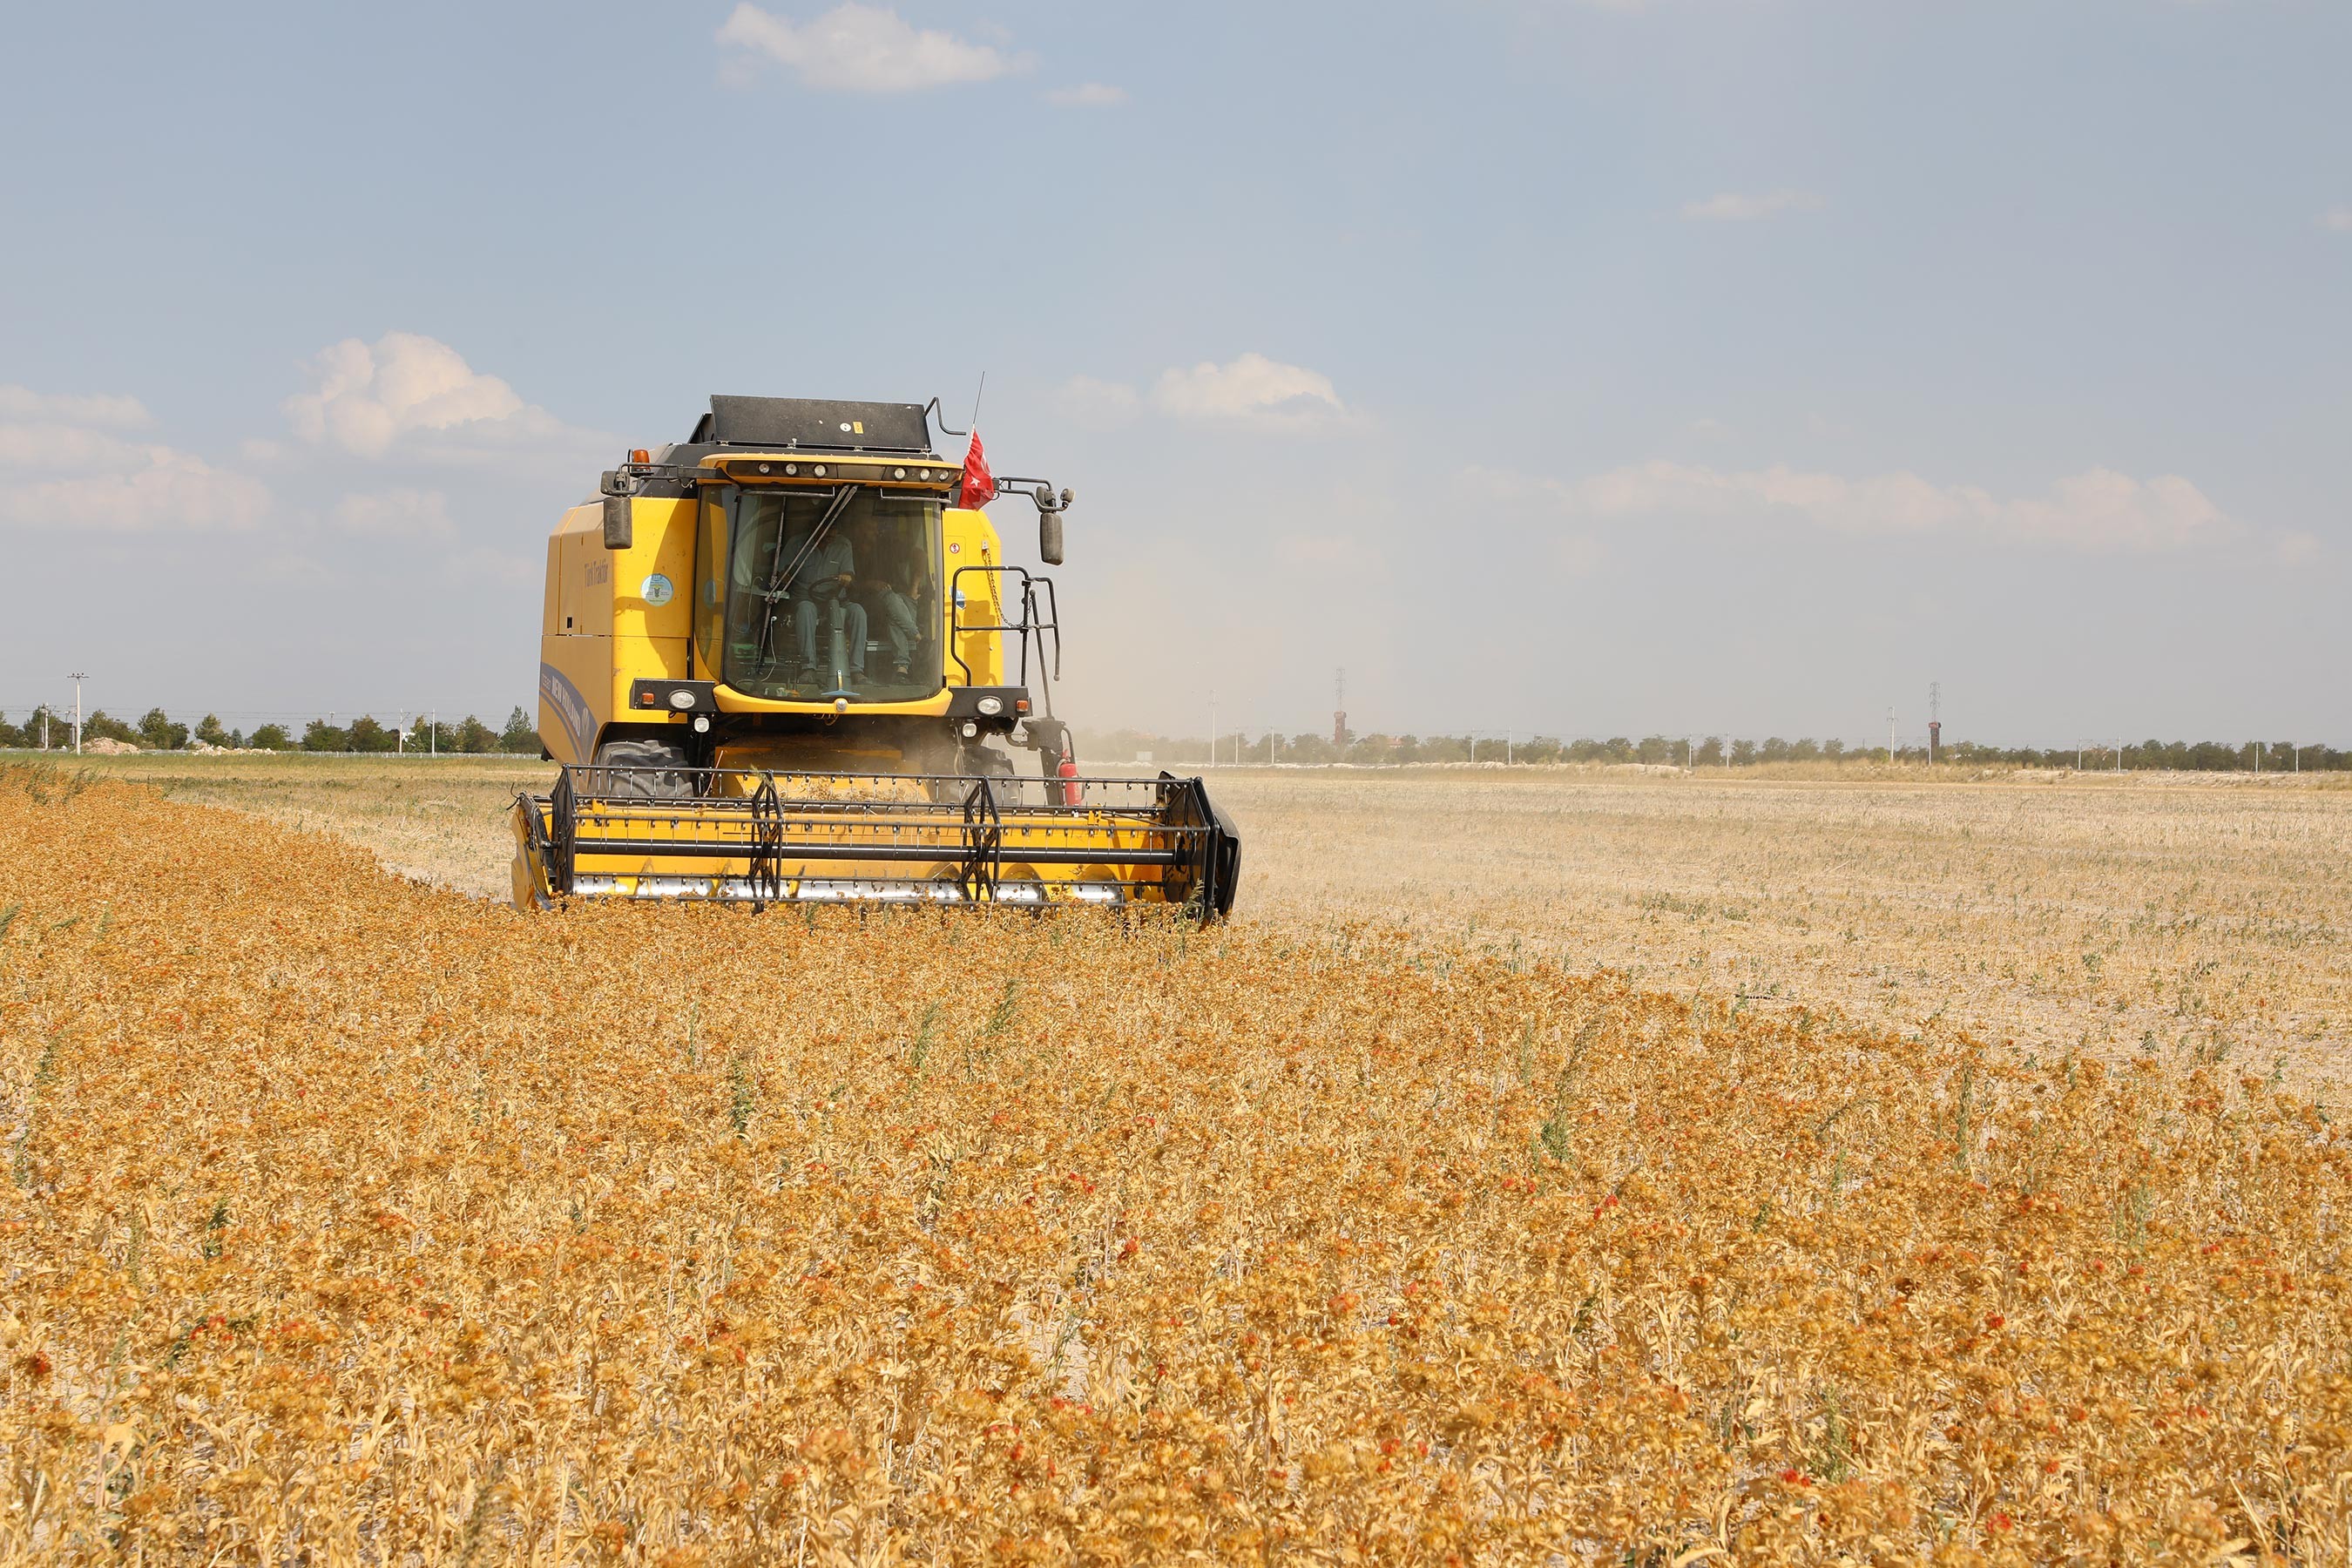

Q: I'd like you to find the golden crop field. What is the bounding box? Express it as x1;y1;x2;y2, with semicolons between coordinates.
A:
4;760;2350;1562
80;753;2352;1089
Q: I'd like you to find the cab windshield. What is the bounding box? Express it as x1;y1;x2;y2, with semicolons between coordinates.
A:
705;488;943;703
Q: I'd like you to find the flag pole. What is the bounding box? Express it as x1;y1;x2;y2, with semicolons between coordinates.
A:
956;374;994;513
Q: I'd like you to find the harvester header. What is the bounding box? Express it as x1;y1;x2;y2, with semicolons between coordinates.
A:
510;393;1240;916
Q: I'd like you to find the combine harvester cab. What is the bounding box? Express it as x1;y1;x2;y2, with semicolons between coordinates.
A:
511;395;1240;917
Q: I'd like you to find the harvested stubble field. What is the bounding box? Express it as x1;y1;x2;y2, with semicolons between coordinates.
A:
3;762;2351;1562
1226;767;2352;1093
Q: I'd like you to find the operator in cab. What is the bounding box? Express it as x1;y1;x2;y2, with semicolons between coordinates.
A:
727;497;868;692
851;513;923;684
782;515;865;687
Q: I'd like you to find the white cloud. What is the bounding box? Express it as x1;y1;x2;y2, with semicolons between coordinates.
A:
1477;459;2249;555
0;384;268;532
716;3;1017;91
1047;82;1125;107
281;331;594;463
0;385;151;428
1681;189;1825;222
1152;353;1344;426
0;422;163;472
0;451;269;533
1555;534;1607;578
2321;207;2352;233
332;488;456;542
1051;375;1140;429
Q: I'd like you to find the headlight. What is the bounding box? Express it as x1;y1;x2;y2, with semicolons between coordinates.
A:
961;720;979;739
977;695;1003;716
667;689;696;710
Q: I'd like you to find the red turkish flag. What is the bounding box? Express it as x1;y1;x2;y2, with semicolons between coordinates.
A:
957;430;994;510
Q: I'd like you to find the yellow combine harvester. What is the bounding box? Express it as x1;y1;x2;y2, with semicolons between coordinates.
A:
510;395;1240;916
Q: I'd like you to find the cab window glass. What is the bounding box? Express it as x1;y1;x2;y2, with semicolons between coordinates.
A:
715;490;941;703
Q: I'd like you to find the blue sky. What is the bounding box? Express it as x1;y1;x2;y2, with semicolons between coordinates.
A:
2;0;2345;745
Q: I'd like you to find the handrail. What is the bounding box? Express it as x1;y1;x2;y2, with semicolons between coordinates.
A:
947;564;1059;687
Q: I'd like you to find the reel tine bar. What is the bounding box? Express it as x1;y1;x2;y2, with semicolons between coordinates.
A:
960;776;1002;902
549;768;578;896
747;772;784;909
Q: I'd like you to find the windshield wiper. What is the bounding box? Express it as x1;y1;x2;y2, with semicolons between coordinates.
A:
754;484;862;669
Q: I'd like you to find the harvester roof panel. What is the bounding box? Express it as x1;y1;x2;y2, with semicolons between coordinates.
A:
705;395;934;454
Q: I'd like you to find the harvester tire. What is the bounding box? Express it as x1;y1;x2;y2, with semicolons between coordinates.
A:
591;738;693;800
960;746;1017;781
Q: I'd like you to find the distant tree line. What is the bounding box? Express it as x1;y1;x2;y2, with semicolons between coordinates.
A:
4;708;2337;772
1080;728;2352;773
0;706;542;755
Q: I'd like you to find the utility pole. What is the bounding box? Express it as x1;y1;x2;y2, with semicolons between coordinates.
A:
431;708;437;758
70;672;86;754
1506;728;1513;766
1929;681;1942;766
1208;689;1216;770
1332;668;1347;752
1888;707;1896;766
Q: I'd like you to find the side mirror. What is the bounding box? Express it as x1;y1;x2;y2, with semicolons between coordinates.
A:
599;470;632;550
1039;510;1064;566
